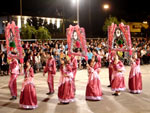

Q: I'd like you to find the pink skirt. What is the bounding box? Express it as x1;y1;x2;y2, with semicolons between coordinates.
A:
86;78;102;101
111;75;126;91
129;73;142;93
19;83;38;109
58;81;75;103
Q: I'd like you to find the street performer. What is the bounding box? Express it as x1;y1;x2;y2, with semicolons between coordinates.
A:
43;53;56;95
9;58;19;100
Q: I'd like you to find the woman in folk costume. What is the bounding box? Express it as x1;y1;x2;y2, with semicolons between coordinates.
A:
111;54;126;96
86;56;102;101
9;58;19;100
43;53;56;95
58;58;74;104
70;55;78;94
128;53;142;94
92;49;101;69
94;54;101;69
108;51;116;87
19;60;38;109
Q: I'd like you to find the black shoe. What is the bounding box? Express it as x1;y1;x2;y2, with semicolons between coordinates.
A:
46;92;54;95
112;93;118;96
61;102;69;104
9;96;16;100
107;85;111;87
46;92;51;95
112;93;120;96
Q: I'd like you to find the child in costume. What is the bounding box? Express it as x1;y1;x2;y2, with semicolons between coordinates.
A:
19;60;38;109
86;56;102;101
111;54;125;96
128;53;142;94
58;58;74;104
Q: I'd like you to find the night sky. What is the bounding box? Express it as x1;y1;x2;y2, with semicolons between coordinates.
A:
1;0;150;37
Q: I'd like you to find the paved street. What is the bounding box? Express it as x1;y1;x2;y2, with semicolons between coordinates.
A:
0;65;150;113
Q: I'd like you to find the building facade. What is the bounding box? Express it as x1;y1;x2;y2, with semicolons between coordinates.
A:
0;15;63;34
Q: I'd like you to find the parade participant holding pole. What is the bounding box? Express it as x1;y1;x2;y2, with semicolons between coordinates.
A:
108;51;116;87
70;55;78;94
86;56;102;101
58;58;74;104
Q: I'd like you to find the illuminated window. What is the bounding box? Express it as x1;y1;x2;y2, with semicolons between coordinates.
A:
24;16;27;25
52;18;55;25
57;19;61;28
17;16;21;28
47;18;50;24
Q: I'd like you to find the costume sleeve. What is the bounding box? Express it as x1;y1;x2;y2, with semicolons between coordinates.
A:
97;55;101;68
136;58;140;66
88;67;92;75
24;68;27;78
96;68;100;74
11;59;18;69
53;59;56;75
44;60;49;73
30;67;34;77
73;59;78;70
119;61;125;71
60;65;63;74
67;64;72;73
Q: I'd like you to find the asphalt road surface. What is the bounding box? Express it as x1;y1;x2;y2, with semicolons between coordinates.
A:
0;65;150;113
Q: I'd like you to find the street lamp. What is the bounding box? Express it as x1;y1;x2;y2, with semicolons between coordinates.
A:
72;0;80;25
72;0;76;4
103;4;110;18
103;4;109;10
20;0;22;28
143;21;148;24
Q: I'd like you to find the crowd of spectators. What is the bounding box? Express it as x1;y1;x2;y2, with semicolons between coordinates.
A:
0;37;150;76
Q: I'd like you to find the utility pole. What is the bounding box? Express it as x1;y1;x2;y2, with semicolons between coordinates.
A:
89;0;91;34
20;0;22;28
62;0;65;35
77;0;79;25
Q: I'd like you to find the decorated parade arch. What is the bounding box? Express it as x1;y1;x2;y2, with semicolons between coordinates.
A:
66;25;88;61
5;21;24;63
108;23;132;56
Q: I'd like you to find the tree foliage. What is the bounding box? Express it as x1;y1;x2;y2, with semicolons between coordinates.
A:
21;24;51;40
103;15;127;33
103;15;119;33
26;17;62;38
36;27;51;40
21;24;36;39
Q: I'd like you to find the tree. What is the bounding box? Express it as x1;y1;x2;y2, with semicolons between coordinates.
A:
39;18;44;27
103;15;119;33
30;17;39;29
120;19;127;25
103;15;127;33
27;17;43;30
36;27;51;40
26;16;64;38
21;24;36;39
